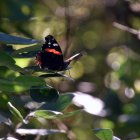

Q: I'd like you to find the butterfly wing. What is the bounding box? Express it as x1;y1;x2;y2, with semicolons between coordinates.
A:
36;35;67;70
42;35;62;53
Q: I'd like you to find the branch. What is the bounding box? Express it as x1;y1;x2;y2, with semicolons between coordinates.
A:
113;22;140;39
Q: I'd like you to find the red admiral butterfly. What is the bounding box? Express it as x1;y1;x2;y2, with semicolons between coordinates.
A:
36;35;82;71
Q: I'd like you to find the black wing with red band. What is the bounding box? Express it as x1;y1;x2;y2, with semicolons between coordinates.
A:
36;35;82;71
42;35;62;53
36;35;68;70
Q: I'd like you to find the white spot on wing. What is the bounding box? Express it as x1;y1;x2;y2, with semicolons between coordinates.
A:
53;43;58;46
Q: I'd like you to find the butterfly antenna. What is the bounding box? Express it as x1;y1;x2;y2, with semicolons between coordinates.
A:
65;51;85;63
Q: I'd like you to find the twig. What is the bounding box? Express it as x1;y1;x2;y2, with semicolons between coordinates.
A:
54;119;76;140
113;22;139;35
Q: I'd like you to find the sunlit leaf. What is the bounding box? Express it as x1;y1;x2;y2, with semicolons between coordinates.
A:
94;128;113;140
34;109;81;120
8;102;24;122
35;110;62;119
0;32;38;45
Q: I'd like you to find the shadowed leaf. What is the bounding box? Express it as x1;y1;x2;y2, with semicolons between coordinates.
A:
0;51;28;74
12;51;38;58
12;45;40;55
30;86;59;103
39;93;74;111
0;32;38;45
15;76;46;86
0;76;46;93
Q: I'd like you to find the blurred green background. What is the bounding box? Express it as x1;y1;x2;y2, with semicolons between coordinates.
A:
1;0;140;139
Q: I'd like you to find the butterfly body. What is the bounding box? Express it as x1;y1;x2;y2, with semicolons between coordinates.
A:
36;35;82;71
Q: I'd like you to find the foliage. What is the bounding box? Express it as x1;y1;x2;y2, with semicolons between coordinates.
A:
0;0;140;140
0;32;119;140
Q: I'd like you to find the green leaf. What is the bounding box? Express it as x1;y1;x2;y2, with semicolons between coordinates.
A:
12;45;40;55
0;51;15;65
34;109;81;120
0;78;28;92
94;128;113;140
0;51;28;74
55;94;75;111
8;102;23;122
15;76;46;87
0;76;46;93
24;66;42;72
12;44;40;58
12;51;38;58
58;109;82;119
39;73;65;78
0;32;38;45
24;66;56;73
30;86;59;103
24;66;72;73
35;110;62;119
39;73;74;81
24;66;52;73
8;64;29;75
39;93;74;111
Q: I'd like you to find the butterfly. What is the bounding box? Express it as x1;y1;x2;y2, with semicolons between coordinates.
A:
36;35;83;71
